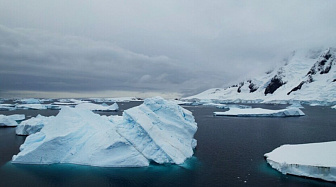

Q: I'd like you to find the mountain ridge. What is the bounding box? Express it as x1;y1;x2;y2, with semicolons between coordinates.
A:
183;47;336;105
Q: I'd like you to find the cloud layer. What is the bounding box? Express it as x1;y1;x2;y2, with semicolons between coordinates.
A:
1;0;336;98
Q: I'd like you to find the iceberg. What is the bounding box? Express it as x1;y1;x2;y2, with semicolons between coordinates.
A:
12;107;149;167
16;115;54;135
0;104;16;111
75;102;119;111
12;97;197;167
0;114;25;127
16;104;47;110
118;97;197;164
264;141;336;182
214;107;305;117
332;105;336;109
18;98;41;104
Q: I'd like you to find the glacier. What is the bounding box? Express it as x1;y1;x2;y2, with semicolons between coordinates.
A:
214;107;305;117
16;115;54;135
0;114;25;127
264;141;336;182
12;97;197;167
75;102;119;111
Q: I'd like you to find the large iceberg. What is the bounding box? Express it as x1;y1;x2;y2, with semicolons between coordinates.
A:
264;141;336;182
12;107;149;167
0;114;25;127
12;97;197;167
16;115;54;135
75;102;119;111
214;107;305;117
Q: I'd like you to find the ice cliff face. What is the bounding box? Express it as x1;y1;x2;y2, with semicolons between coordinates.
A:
184;48;336;105
12;97;197;167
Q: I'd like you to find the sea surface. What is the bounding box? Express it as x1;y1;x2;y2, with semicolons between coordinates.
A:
0;102;335;187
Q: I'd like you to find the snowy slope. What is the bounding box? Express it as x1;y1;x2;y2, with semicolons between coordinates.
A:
184;48;336;105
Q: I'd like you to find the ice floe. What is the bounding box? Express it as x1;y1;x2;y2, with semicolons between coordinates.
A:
265;141;336;182
0;114;25;127
75;102;118;111
214;107;305;117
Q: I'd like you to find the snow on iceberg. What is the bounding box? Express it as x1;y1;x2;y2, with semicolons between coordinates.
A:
264;141;336;182
118;97;197;164
214;107;305;117
76;102;119;111
0;114;25;127
12;107;149;167
16;115;54;135
12;97;198;167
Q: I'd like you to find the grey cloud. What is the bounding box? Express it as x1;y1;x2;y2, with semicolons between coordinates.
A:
1;0;336;98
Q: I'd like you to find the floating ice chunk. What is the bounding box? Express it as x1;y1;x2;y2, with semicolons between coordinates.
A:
0;114;25;127
16;115;54;135
18;98;40;104
214;107;305;117
75;102;118;111
332;105;336;109
12;107;149;167
117;97;197;164
45;104;61;110
0;104;16;111
286;102;304;109
264;141;336;182
16;104;47;110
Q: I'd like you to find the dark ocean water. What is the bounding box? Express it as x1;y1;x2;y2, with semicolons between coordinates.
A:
0;102;335;187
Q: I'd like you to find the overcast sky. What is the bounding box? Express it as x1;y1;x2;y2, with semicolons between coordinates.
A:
1;0;336;98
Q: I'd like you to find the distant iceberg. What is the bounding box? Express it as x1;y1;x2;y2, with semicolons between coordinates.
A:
265;141;336;182
0;114;25;127
16;104;47;110
12;97;197;167
214;107;305;117
76;102;119;111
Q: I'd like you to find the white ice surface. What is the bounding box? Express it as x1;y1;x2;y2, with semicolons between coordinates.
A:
332;105;336;109
76;102;118;111
265;141;336;182
214;107;305;117
16;115;54;135
117;97;197;164
0;114;25;127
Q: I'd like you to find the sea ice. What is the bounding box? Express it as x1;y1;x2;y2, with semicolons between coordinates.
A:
264;141;336;182
16;115;54;135
332;105;336;109
0;104;15;111
214;107;305;117
0;114;25;127
76;102;119;111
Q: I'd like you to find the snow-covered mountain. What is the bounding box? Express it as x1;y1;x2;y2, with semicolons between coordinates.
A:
184;48;336;105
